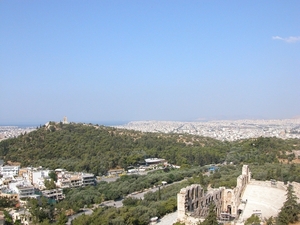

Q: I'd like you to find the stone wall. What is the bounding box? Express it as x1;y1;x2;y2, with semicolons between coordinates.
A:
177;184;224;224
177;165;251;224
222;165;251;217
177;184;204;223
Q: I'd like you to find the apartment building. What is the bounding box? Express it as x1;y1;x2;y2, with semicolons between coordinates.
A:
56;171;95;188
27;167;50;186
8;181;36;199
16;185;35;198
42;188;65;201
0;165;20;176
81;173;95;186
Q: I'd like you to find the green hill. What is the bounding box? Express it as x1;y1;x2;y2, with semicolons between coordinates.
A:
0;122;299;175
0;122;225;175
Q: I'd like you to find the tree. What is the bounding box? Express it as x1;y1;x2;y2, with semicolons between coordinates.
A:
14;220;22;225
266;216;274;225
199;173;205;186
122;197;139;207
39;219;51;225
56;212;68;225
27;197;54;223
277;184;300;225
49;171;57;182
0;197;17;208
44;178;56;190
4;210;13;225
245;214;260;225
200;203;218;225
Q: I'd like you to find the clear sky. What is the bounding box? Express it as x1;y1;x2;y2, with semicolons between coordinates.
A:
1;1;300;125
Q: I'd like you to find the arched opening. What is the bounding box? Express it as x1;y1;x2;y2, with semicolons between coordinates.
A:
227;205;232;214
227;191;232;198
238;209;242;215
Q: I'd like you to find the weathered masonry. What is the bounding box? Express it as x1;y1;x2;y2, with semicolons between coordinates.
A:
177;165;251;224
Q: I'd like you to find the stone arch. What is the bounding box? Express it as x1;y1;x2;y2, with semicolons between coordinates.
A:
227;191;232;199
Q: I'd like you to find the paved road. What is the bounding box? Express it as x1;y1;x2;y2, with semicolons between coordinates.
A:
128;186;160;200
66;208;93;225
100;199;123;208
157;211;178;225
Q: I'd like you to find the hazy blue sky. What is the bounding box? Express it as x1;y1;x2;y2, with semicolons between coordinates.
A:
1;1;300;125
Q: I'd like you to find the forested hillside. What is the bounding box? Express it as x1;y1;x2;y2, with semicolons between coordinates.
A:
0;122;299;175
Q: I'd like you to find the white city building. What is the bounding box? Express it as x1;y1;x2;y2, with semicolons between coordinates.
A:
0;165;20;177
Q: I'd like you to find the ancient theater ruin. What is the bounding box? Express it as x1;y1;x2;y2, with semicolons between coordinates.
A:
177;165;290;224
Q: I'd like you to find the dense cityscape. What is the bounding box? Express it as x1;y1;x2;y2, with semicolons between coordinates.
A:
0;126;36;141
116;118;300;141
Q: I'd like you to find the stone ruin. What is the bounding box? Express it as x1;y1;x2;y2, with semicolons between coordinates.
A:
177;165;251;224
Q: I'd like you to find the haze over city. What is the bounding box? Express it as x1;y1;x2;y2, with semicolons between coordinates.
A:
1;1;299;125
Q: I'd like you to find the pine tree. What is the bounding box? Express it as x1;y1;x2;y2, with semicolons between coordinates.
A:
277;184;300;225
266;216;274;225
245;214;260;225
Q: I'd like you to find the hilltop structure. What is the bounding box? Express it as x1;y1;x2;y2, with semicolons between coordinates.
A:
62;116;68;124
